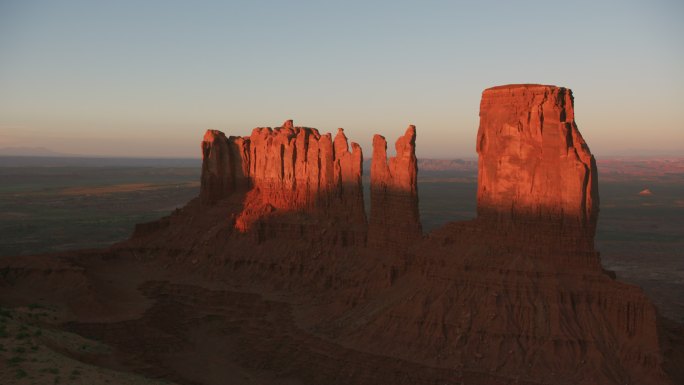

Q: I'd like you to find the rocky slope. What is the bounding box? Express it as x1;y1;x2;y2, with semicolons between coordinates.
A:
1;84;680;385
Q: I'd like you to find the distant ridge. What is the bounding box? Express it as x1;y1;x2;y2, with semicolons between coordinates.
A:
0;146;71;157
417;158;477;171
362;158;478;173
0;156;200;168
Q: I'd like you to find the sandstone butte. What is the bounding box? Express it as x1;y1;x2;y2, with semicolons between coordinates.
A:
476;84;600;253
1;84;681;385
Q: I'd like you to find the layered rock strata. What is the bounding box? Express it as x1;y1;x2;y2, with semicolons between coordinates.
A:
476;84;599;252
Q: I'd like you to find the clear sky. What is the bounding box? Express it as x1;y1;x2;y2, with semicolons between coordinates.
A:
1;0;682;158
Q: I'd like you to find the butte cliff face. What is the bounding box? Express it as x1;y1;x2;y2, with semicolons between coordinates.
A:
196;120;421;248
477;84;599;252
235;121;365;235
200;130;249;204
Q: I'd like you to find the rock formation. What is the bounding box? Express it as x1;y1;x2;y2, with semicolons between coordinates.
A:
202;121;422;248
238;122;365;238
476;84;599;252
368;126;422;249
199;120;368;244
118;91;676;385
200;130;249;204
3;86;679;385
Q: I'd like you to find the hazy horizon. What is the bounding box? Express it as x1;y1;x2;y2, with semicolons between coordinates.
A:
1;1;683;158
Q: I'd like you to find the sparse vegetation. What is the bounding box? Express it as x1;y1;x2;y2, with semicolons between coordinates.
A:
28;303;45;310
16;331;31;340
0;304;177;385
69;368;81;380
7;355;25;365
15;368;28;379
0;307;13;318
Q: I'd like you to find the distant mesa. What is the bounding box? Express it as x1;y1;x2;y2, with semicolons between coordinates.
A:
638;188;653;196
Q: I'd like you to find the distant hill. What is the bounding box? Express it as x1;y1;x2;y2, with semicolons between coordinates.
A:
0;146;71;157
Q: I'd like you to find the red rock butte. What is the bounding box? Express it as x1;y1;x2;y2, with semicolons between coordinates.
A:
197;119;422;247
3;84;678;385
368;126;422;248
197;85;599;252
476;84;599;252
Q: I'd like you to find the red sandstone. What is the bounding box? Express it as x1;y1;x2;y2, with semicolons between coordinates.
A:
476;84;599;252
477;84;598;225
1;86;680;385
368;125;422;248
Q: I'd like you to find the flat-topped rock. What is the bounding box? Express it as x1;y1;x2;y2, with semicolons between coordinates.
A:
476;84;599;251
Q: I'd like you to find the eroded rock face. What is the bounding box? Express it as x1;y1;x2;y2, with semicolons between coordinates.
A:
476;84;599;251
199;121;366;244
200;130;249;204
234;122;366;234
368;126;422;249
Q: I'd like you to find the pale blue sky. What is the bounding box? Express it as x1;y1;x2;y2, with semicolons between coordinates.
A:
1;0;682;158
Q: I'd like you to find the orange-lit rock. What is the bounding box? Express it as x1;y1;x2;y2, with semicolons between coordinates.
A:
368;125;422;249
230;122;365;239
476;84;599;251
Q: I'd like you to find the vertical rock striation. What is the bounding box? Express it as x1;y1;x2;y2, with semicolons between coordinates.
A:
476;84;599;252
235;121;366;233
368;125;422;249
198;121;366;244
200;130;249;205
199;121;423;246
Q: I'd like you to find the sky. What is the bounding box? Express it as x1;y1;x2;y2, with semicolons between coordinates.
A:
0;0;682;158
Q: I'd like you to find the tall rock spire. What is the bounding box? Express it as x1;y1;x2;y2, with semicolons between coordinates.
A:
368;125;422;249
